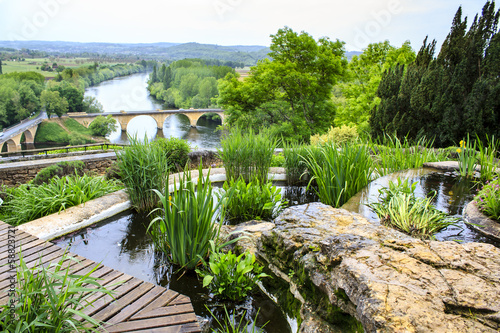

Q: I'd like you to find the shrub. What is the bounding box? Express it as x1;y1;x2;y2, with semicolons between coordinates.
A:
115;135;169;212
222;177;287;224
1;174;122;226
148;165;232;269
475;179;500;220
369;178;460;238
302;142;374;207
89;115;118;137
270;153;285;168
0;250;115;333
32;160;85;185
152;137;191;171
310;125;358;146
219;127;277;184
196;241;269;301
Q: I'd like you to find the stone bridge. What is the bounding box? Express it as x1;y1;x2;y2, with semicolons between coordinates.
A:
67;108;225;131
0;116;44;153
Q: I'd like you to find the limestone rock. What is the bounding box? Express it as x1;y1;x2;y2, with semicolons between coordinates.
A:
257;203;500;333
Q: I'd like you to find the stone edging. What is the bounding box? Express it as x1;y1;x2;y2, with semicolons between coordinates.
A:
464;201;500;241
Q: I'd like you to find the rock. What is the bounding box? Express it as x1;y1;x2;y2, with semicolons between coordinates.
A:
254;203;500;333
464;201;500;241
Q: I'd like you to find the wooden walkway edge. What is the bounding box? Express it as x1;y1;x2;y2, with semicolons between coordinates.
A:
0;221;202;332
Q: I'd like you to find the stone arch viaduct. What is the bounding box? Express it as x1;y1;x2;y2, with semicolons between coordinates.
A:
67;109;225;131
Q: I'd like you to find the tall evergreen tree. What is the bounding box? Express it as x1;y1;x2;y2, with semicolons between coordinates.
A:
0;59;3;75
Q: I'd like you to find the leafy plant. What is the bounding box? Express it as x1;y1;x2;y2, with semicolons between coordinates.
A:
196;241;269;301
32;160;85;185
218;127;277;184
222;177;287;224
369;179;460;238
475;179;500;220
207;306;267;333
115;135;169;212
476;135;499;181
89;115;118;137
457;135;478;178
282;141;309;185
0;174;122;226
152;136;191;172
148;165;232;269
302;142;374;207
310;124;359;145
0;250;115;333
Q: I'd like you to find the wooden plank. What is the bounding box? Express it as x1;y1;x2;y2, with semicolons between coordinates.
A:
105;285;166;325
91;282;155;322
104;312;198;333
129;322;201;333
132;289;179;319
131;304;195;320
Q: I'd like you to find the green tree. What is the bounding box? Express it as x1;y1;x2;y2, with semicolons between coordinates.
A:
41;90;69;118
0;59;3;75
218;27;347;141
49;82;84;113
89;115;118;137
82;96;104;113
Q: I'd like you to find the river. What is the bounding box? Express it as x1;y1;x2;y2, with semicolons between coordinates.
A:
84;73;221;149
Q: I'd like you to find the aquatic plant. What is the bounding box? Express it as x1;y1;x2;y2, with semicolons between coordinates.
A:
475;179;500;220
457;135;478;178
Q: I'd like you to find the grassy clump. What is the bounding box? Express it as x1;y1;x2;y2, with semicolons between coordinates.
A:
0;174;122;226
475;179;500;220
152;137;191;172
0;250;115;332
283;141;310;185
34;121;71;143
302;142;374;207
219;127;277;184
148;165;231;270
222;177;287;224
63;118;93;136
115;136;169;212
369;135;446;177
32;160;85;185
369;178;460;238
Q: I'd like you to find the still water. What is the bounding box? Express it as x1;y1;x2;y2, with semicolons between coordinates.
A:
84;73;221;149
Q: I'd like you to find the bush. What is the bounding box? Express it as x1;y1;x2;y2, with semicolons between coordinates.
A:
475;179;500;220
310;125;358;146
32;160;85;185
89;115;118;137
369;178;460;238
115;135;169;212
196;241;269;301
152;137;191;171
1;174;122;226
222;177;287;224
0;250;115;332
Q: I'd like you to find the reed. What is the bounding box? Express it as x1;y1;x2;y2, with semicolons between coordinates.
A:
282;141;309;185
476;135;499;181
115;135;169;212
302;142;374;207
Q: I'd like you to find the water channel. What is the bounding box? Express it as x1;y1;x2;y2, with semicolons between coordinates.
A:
85;72;221;149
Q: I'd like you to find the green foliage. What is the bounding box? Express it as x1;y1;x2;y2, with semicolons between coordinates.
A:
82;96;104;113
335;41;416;130
302;142;374;207
475;179;500;220
115;135;169;212
270;153;285;167
89;115;118;137
370;135;447;177
475;135;500;181
456;136;478;178
196;241;269;301
222;177;287;223
40;90;69;118
49;81;84;113
310;125;359;145
0;250;114;333
148;59;235;109
371;2;500;147
283;141;310;185
32;160;85;185
218;27;347;142
148;165;231;269
152;137;191;171
369;178;460;238
218;127;277;184
0;174;122;226
207;306;267;333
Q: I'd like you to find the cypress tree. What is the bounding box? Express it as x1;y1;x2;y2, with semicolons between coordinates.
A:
0;59;3;75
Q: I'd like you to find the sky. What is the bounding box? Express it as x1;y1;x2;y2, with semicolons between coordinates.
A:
0;0;491;51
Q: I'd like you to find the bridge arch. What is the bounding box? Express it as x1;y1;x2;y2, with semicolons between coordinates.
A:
195;112;224;127
1;139;17;153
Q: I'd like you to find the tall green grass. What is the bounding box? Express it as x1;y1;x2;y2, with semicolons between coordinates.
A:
0;174;122;226
115;135;169;212
456;135;478;178
0;250;115;332
370;135;446;177
302;142;374;207
148;165;232;270
282;141;309;185
476;135;499;181
218;127;277;184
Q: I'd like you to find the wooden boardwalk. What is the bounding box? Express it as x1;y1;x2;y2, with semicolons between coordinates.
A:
0;221;201;332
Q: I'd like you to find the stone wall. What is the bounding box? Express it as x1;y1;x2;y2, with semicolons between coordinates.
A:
0;156;116;186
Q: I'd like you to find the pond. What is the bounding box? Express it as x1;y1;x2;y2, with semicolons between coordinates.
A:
51;169;499;332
